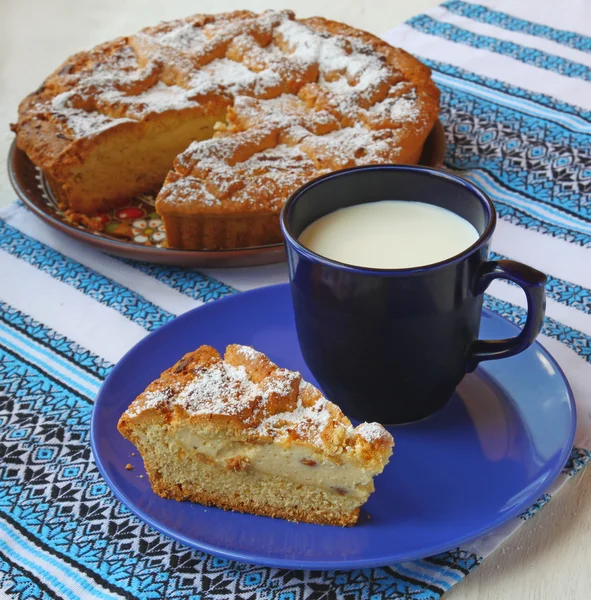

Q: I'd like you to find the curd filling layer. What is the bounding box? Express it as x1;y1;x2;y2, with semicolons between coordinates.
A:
175;428;374;502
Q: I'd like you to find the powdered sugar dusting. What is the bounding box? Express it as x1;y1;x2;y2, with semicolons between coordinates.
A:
40;9;422;148
389;95;419;120
126;344;394;455
257;396;332;446
52;107;134;138
201;58;283;97
156;12;425;208
235;345;263;361
297;124;403;171
364;88;420;125
276;17;391;114
162;128;322;209
123;82;200;117
177;362;256;416
356;422;392;444
160;175;221;207
151;21;206;51
126;388;170;417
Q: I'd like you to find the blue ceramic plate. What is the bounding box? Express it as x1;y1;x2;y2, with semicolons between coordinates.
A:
91;284;576;569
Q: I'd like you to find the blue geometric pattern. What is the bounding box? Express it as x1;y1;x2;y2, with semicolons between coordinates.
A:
120;258;237;303
0;341;480;599
431;78;591;245
488;252;591;315
562;447;591;477
0;554;54;600
0;301;113;381
485;201;590;247
442;1;591;53
518;494;551;521
423;58;591;125
408;15;591;81
0;220;174;332
439;89;591;220
484;295;591;364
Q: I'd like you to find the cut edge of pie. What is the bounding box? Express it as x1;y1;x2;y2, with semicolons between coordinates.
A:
117;344;394;526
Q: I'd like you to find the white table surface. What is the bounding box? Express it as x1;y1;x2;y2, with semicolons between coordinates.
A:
1;2;590;599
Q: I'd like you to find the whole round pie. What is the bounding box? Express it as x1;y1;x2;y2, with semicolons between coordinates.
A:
12;10;440;250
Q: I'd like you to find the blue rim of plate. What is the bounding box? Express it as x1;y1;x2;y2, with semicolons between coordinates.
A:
90;284;576;570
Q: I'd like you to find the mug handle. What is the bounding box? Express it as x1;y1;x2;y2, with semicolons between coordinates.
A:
469;260;547;369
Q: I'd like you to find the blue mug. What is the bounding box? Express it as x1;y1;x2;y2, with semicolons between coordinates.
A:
280;165;547;425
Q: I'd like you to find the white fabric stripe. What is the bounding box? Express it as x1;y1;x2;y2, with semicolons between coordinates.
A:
0;321;101;397
488;280;591;338
431;71;591;132
0;251;146;364
201;263;289;291
399;560;461;587
384;25;591;109
491;219;591;289
0;518;121;600
3;204;199;316
432;5;591;66
476;0;591;38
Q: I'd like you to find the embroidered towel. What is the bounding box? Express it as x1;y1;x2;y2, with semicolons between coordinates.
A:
1;0;590;597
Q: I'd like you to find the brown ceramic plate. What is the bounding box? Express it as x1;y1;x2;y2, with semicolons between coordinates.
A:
8;120;445;267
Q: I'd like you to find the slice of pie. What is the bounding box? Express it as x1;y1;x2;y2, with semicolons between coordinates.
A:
117;344;393;526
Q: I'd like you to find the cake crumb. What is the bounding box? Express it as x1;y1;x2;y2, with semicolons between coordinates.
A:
125;463;133;471
139;474;144;479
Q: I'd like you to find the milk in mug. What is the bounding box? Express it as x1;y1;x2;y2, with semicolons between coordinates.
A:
298;200;480;269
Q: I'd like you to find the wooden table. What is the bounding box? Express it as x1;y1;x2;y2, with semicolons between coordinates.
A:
1;1;589;598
